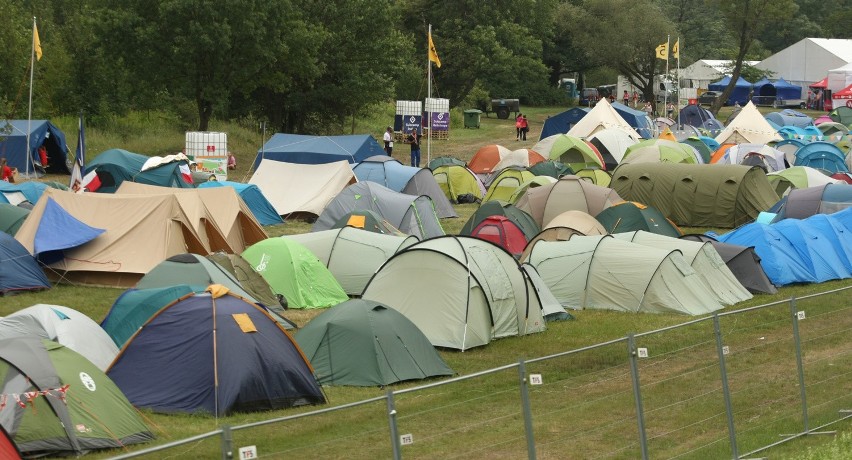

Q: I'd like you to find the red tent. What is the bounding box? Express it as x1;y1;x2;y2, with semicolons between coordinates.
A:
470;215;528;257
809;77;828;89
0;426;22;460
831;172;852;184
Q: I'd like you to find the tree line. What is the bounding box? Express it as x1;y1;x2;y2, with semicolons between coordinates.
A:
1;0;846;133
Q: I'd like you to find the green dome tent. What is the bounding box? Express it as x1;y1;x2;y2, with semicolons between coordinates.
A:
431;164;485;203
242;238;348;309
0;338;153;457
595;201;683;237
0;204;29;236
483;168;536;202
460;200;540;241
295;299;454;386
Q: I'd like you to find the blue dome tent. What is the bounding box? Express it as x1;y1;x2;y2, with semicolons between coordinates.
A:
539;107;590;140
793;142;849;174
0;120;70;177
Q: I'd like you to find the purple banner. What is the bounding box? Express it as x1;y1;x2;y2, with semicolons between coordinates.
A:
429;112;450;131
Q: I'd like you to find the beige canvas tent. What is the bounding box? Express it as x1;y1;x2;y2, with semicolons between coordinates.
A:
566;98;642;139
249;159;356;217
285;227;418;296
361;235;548;350
15;188;213;286
715;101;783;145
544;210;607;234
514;175;623;226
526;235;725;315
611;231;752;305
115;182;267;254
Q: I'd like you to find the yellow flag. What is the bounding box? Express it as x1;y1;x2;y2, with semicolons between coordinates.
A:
428;31;441;68
672;40;679;59
34;23;43;61
655;42;668;60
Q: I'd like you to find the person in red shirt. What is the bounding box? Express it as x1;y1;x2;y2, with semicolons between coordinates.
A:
38;145;49;169
1;157;16;183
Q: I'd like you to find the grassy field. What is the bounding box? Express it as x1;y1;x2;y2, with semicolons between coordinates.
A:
5;105;851;459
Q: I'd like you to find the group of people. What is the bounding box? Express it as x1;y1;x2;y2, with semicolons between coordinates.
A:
623;90;642;108
515;114;528;141
806;90;824;110
384;126;422;168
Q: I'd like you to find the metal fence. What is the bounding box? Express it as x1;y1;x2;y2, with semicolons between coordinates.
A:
109;286;852;460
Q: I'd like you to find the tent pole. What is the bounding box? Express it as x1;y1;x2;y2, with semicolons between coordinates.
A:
212;295;220;422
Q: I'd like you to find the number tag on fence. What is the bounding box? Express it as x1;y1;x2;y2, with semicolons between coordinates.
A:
239;445;257;459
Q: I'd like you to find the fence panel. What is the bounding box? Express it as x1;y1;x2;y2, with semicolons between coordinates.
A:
526;340;640;460
228;398;391;459
393;366;526;460
718;302;802;454
634;319;730;459
795;292;852;430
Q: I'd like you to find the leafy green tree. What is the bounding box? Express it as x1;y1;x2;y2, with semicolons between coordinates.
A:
705;0;795;114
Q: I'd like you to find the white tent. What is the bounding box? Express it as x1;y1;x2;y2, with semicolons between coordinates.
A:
566;99;641;139
827;63;852;93
249;159;356;217
756;38;852;89
715;102;782;146
680;59;759;91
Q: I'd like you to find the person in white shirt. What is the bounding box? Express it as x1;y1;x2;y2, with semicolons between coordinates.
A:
383;127;394;156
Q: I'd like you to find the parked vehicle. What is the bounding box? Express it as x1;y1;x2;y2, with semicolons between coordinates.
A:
580;88;600;107
698;91;722;106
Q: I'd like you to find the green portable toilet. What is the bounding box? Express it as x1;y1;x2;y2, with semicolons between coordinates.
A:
463;109;482;128
296;299;454;386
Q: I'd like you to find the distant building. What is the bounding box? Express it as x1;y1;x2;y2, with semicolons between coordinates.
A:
756;38;852;91
679;59;760;92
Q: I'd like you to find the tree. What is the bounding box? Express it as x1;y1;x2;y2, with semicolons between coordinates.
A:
575;0;678;111
705;0;795;114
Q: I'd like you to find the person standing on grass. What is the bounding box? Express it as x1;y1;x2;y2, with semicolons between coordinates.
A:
520;114;529;141
383;126;394;156
515;114;523;141
1;157;16;183
407;128;421;167
623;90;630;106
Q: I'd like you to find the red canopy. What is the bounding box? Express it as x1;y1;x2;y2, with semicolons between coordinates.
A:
833;83;852;99
809;77;828;89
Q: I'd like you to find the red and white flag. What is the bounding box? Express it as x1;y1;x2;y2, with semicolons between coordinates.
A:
80;170;101;192
179;163;193;183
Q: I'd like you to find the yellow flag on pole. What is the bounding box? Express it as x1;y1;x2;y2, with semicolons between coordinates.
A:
655;42;668;60
672;40;679;59
428;31;441;68
34;23;43;61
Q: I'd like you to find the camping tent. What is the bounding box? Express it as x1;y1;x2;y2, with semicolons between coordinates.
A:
539;107;590;139
490;149;547;174
242;238;348;309
716;222;816;286
767;166;842;196
107;287;325;416
587;128;641;169
352;156;456;218
765;109;813;128
609;102;657;139
678;104;722;130
197;181;283;226
0;181;63;206
829;106;852;126
527;160;574;179
681;234;777;294
101;285;198;348
332;209;406;235
285;227;418;296
0;232;50;295
772;183;852;220
295;299;454;386
611;163;779;228
469;215;531;257
483;168;537;202
612;231;752;305
714;102;783;146
0;204;28;236
526;235;724;314
532;134;605;171
0;120;70;176
0;337;153;457
313;181;444;240
427;156;466;170
544;210;607;235
253;133;385;168
565;99;642;139
468;145;513;174
793;141;849;174
717;144;788;172
14;188;252;287
206;252;287;311
431;164;485;203
514;175;623;226
0;305;118;371
248;159;356;218
83;149;194;193
595;201;682;237
460;200;540;241
361;236;548;350
621;139;699;165
681;137;713;164
709;76;753;105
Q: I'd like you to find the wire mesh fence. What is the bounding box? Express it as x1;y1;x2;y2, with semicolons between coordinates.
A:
108;287;852;460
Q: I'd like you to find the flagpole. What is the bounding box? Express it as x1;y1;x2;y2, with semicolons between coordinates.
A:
676;37;681;129
427;24;433;167
26;17;37;178
663;34;670;117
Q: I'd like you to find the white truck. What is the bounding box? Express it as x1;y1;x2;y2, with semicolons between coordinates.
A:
616;74;678;105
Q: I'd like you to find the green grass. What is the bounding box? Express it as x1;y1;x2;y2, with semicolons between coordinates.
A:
10;106;852;459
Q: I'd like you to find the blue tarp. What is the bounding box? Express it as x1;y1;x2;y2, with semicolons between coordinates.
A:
0;232;50;294
539;107;590;140
773;218;852;282
107;292;325;415
0;120;70;175
610;102;655;139
0;181;53;205
709;76;753;105
253;133;385;168
197;180;283;225
33;197;105;264
793;141;849;174
773;79;803;100
777;125;823;141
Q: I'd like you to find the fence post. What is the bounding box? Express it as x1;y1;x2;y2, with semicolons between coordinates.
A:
518;359;537;460
220;424;233;460
713;314;739;459
387;389;401;460
627;334;649;460
789;297;810;433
